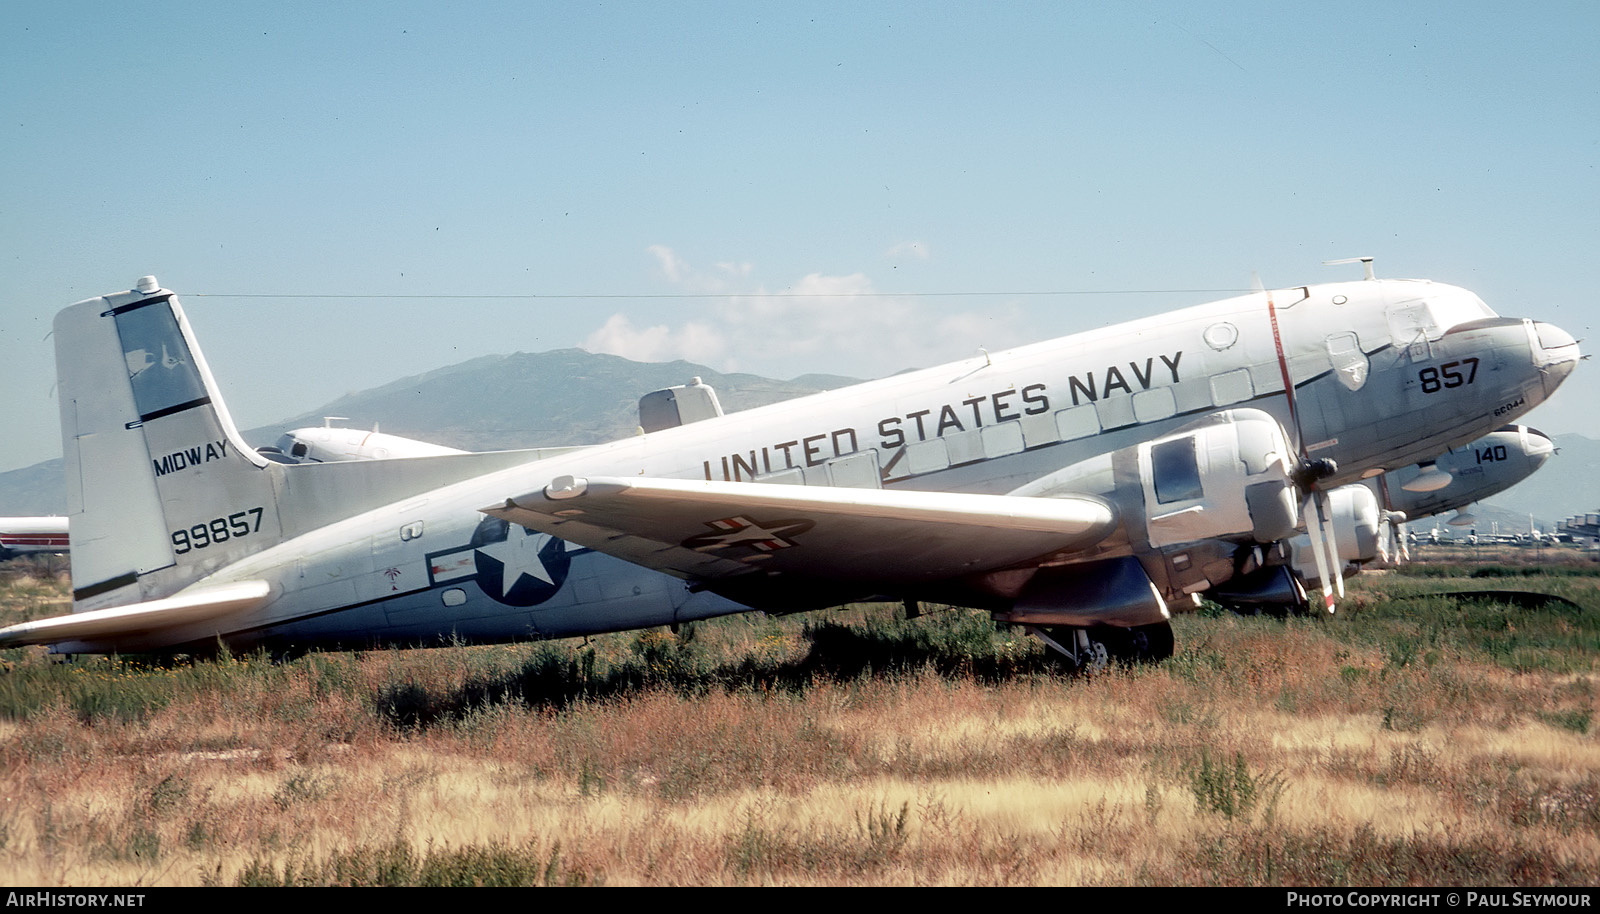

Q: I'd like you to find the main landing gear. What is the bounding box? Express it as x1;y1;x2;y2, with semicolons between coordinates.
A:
1027;621;1175;673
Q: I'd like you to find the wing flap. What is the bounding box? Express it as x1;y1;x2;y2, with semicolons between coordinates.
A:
482;476;1117;586
0;580;272;648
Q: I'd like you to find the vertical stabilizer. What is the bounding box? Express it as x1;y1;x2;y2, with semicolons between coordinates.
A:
57;278;283;610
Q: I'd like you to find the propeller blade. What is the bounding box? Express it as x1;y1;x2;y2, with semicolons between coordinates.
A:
1318;491;1345;600
1302;493;1338;613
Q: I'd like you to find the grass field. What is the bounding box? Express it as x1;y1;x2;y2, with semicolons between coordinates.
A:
0;551;1596;886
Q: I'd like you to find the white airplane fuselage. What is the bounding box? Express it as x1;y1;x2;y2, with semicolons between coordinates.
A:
38;276;1580;654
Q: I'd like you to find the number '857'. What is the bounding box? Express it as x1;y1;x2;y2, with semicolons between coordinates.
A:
1418;357;1478;394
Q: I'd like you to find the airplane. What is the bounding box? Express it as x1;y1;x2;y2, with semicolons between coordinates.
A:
1210;424;1556;613
0;517;69;560
0;268;1580;669
261;420;470;463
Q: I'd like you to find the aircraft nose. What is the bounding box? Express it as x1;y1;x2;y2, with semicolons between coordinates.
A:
1515;425;1555;470
1532;321;1580;397
1521;426;1555;458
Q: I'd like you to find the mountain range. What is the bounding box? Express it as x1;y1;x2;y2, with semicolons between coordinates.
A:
1;348;1593;533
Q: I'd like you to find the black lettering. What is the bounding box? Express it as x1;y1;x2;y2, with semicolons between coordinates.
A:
906;410;931;441
878;417;905;449
774;441;799;468
1022;383;1050;415
732;451;759;481
1102;366;1132;397
1129;358;1155;389
802;434;827;466
761;447;772;474
703;460;714;480
1161;351;1183;383
936;404;964;436
831;428;858;456
963;396;986;427
1069;373;1097;405
185;446;202;465
992;390;1019;422
720;456;731;480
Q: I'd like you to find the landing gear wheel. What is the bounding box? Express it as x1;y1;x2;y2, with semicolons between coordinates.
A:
1126;621;1174;662
1033;625;1113;675
1078;635;1111;674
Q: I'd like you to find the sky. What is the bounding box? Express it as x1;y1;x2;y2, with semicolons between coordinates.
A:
2;1;1596;473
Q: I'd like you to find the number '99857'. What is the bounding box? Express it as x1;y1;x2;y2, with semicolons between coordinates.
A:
172;507;264;554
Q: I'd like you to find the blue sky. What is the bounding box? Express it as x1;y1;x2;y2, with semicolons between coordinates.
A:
3;1;1596;472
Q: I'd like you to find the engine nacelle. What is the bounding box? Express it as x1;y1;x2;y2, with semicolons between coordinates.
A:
1008;408;1299;607
1013;408;1298;547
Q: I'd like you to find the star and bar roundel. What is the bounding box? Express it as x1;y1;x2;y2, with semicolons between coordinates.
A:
681;515;815;554
426;516;575;607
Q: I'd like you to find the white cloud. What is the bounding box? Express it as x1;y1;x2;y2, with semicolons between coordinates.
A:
646;244;690;284
584;313;727;366
581;246;1027;378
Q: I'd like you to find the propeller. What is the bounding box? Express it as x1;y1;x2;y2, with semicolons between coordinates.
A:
1378;510;1409;564
1258;272;1343;612
1373;474;1408;564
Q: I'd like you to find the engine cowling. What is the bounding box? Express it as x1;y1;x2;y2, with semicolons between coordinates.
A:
1005;408;1300;612
1013;408;1299;546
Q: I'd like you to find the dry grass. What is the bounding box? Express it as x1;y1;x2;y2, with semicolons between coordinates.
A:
0;553;1597;885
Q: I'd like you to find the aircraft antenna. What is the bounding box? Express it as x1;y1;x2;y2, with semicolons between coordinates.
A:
1323;257;1376;281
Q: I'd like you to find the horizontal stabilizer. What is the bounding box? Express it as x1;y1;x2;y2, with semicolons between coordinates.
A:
0;580;272;648
483;476;1117;587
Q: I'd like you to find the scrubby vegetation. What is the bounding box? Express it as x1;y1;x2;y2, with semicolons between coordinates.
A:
0;552;1596;885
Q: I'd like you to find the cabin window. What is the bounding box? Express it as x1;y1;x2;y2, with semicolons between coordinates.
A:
1151;437;1203;504
1209;369;1254;406
826;451;881;489
981;420;1025;458
1055;405;1100;441
905;439;950;475
1132;388;1176;423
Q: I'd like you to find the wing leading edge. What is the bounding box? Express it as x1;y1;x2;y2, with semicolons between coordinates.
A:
482;475;1118;597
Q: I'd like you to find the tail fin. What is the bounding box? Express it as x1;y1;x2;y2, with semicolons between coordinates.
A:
57;277;283;610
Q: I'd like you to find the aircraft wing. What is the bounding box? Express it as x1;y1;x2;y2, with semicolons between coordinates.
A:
0;580;272;648
482;475;1117;590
